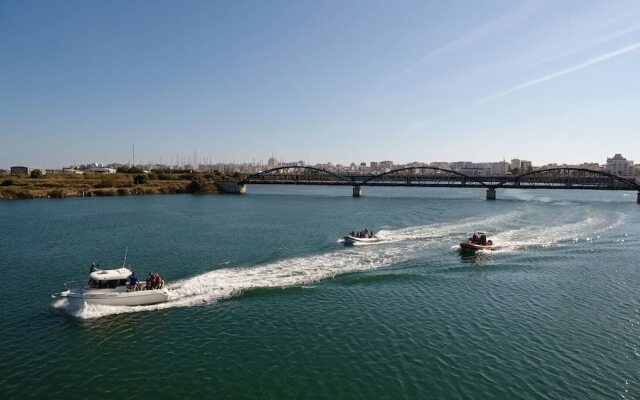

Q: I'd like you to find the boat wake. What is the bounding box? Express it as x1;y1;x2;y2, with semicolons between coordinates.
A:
377;211;523;242
53;246;411;319
53;212;522;319
490;212;627;252
52;209;625;319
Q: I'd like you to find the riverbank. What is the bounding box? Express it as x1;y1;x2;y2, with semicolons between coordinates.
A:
0;173;229;200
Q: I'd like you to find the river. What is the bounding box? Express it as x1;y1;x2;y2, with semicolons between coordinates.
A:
0;186;638;399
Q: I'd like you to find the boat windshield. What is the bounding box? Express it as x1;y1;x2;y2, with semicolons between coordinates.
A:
88;279;129;289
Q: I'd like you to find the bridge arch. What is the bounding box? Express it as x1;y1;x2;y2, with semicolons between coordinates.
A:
242;166;354;185
496;167;640;190
359;166;490;187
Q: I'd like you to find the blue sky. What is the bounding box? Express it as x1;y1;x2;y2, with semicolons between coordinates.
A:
1;0;640;168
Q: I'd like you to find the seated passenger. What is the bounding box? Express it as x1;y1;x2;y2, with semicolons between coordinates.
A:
151;273;163;289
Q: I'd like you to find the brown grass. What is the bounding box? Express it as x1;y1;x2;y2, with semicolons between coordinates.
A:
0;173;209;200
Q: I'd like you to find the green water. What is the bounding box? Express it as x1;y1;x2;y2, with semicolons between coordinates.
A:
1;186;639;399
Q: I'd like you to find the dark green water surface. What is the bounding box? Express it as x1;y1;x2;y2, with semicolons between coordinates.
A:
0;186;638;399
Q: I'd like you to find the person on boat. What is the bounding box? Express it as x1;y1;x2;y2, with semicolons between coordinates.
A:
480;234;486;245
146;273;154;290
150;273;163;289
129;272;139;291
472;233;478;243
90;262;99;272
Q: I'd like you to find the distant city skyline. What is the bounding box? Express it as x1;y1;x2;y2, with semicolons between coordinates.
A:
5;152;635;175
2;1;640;167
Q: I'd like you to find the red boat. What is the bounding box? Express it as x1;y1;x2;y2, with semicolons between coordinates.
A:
460;232;496;251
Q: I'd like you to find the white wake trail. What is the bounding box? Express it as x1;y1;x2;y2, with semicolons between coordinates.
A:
54;211;525;319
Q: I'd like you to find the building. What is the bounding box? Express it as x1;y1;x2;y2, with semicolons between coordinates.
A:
489;162;509;175
429;162;451;170
450;161;473;171
510;159;522;171
10;166;45;175
520;160;532;173
579;162;601;171
605;154;634;177
88;166;116;174
459;167;487;176
267;157;279;168
63;167;85;174
10;166;29;175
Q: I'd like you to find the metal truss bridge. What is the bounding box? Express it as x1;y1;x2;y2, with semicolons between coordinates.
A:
216;166;640;203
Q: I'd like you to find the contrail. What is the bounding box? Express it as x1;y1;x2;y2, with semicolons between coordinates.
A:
388;1;541;82
478;41;640;104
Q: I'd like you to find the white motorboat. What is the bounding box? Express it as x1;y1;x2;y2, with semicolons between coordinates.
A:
53;252;170;306
343;234;382;245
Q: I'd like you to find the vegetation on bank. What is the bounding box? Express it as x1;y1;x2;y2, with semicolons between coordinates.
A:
0;169;245;200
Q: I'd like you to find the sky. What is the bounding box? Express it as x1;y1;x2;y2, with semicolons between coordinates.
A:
1;0;640;168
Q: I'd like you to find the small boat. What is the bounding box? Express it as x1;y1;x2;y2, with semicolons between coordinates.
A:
343;235;382;245
460;232;496;251
343;229;382;245
53;250;170;306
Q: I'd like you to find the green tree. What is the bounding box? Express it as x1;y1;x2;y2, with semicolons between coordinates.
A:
30;169;43;178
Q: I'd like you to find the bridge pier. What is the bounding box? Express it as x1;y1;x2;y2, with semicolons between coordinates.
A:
637;192;640;204
486;188;496;200
353;185;363;197
215;181;247;194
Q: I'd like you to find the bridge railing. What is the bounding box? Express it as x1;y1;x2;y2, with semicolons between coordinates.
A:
239;166;640;191
496;168;639;190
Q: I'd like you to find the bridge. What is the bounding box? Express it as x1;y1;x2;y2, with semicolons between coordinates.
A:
214;166;640;203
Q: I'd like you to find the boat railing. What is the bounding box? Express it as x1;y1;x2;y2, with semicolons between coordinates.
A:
63;280;77;290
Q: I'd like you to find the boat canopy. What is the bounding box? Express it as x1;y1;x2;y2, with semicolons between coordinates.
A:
89;267;133;281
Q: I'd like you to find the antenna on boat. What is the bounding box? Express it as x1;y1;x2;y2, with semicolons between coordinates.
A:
122;246;128;268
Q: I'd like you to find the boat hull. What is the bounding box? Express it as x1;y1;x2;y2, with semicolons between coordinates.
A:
460;241;495;251
58;287;170;306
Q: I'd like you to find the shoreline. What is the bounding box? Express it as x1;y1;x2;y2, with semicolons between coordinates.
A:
0;173;228;200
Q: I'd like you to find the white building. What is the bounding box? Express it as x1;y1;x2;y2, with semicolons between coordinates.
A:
89;167;116;174
605;154;634;177
267;157;280;168
489;162;510;175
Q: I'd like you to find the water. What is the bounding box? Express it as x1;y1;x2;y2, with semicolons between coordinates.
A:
1;186;639;399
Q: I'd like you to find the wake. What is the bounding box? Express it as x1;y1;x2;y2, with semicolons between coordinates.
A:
53;212;520;319
53;209;624;319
